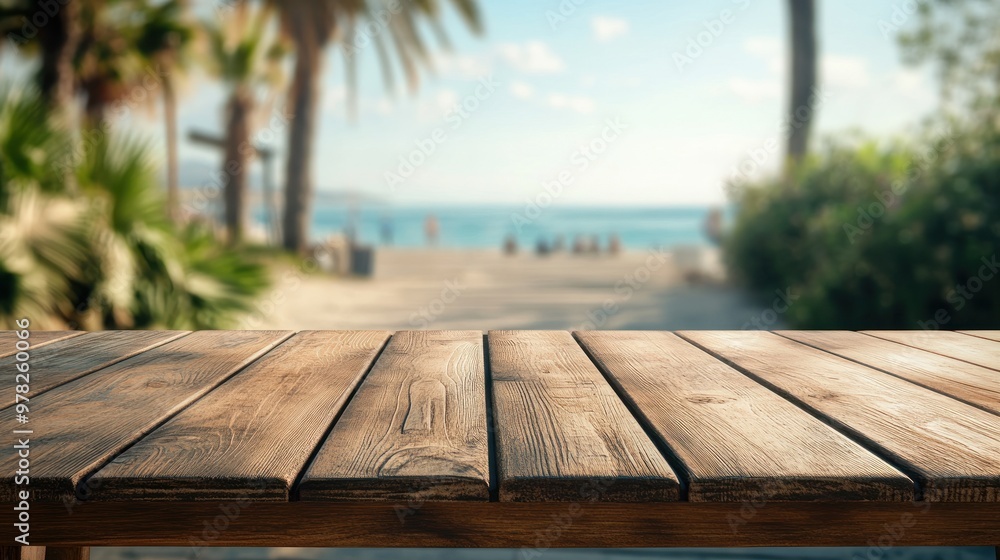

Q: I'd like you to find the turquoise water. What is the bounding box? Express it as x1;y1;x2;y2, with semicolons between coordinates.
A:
300;204;718;249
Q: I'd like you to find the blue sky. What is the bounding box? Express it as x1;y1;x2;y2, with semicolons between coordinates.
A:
2;0;940;206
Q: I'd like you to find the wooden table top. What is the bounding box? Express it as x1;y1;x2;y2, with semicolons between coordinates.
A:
2;329;999;548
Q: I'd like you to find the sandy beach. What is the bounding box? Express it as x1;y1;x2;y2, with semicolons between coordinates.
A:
249;247;781;331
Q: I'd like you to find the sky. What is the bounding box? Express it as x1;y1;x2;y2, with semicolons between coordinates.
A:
2;0;941;207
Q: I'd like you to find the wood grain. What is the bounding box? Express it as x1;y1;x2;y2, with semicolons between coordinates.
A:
0;330;291;502
680;330;1000;502
488;330;680;502
960;331;1000;343
0;331;83;358
9;501;1000;548
576;331;913;501
0;331;188;404
780;330;1000;415
87;331;390;500
863;330;1000;371
298;330;490;501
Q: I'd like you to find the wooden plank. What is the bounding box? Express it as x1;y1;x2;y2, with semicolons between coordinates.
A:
11;501;1000;548
960;330;1000;343
0;331;83;358
780;330;1000;415
298;330;490;501
488;330;680;502
863;330;1000;371
88;331;390;500
576;331;912;501
1;331;189;404
680;331;1000;502
0;330;291;502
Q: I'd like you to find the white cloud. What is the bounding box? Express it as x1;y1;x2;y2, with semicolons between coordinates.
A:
744;36;783;75
591;16;629;43
548;93;595;114
822;54;870;90
431;52;492;79
510;81;534;99
728;78;781;103
497;41;565;74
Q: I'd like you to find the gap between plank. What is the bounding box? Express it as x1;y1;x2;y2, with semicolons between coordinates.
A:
73;330;298;502
0;331;194;411
571;331;692;501
860;331;1000;372
483;333;499;502
288;331;394;501
674;331;924;501
773;331;1000;418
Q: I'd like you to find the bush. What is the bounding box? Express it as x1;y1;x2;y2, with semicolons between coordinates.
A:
725;125;1000;329
0;86;270;329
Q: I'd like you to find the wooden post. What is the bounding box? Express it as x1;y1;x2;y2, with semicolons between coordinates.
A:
0;547;45;560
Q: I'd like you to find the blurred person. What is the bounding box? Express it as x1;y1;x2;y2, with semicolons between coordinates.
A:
503;234;518;255
424;213;439;246
536;237;551;257
704;207;724;246
608;233;621;256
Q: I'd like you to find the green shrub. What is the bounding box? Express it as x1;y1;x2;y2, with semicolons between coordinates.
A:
0;86;270;329
725;125;1000;329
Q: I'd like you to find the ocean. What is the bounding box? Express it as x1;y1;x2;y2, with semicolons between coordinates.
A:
295;204;720;250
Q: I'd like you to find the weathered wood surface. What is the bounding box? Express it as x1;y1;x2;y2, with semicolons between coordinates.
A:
489;330;680;501
0;330;291;501
299;330;490;501
0;328;998;548
780;330;1000;415
863;330;1000;371
0;331;187;403
0;331;82;358
576;330;912;501
681;330;1000;502
88;331;390;500
960;330;1000;343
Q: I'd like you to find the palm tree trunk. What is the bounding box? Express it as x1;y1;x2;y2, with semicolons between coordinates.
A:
224;92;253;245
38;0;80;109
282;43;323;254
786;0;817;171
164;76;180;223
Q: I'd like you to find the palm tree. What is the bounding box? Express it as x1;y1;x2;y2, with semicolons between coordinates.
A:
273;0;482;254
204;4;285;245
133;0;196;223
0;0;81;110
786;0;817;170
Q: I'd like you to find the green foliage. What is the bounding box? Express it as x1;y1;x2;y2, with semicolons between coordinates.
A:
0;87;270;329
725;126;1000;329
